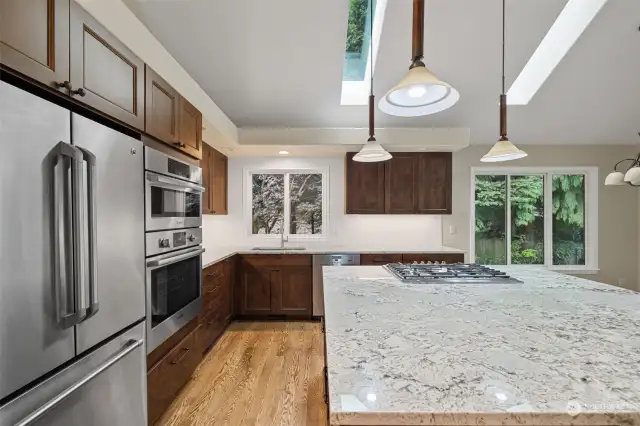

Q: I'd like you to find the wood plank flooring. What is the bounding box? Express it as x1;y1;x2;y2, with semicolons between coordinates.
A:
155;322;328;426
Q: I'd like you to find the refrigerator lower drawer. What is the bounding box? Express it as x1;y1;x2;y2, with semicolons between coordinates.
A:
0;322;147;426
147;325;202;425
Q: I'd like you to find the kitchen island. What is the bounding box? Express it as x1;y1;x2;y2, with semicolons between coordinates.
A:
322;265;640;426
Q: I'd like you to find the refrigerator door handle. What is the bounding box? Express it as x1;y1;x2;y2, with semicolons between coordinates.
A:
53;142;87;329
13;338;144;426
78;147;99;319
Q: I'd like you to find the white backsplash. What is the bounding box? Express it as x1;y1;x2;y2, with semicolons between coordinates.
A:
202;156;443;251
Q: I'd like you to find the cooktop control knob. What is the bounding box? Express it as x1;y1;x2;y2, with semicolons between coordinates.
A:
187;234;196;242
159;238;170;248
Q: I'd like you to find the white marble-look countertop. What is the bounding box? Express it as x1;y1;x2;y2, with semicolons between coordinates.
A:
201;245;465;269
323;265;640;425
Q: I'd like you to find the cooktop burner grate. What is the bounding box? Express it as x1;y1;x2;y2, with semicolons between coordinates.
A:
384;263;523;284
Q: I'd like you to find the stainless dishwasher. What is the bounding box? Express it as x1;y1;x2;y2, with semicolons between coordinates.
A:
312;254;360;316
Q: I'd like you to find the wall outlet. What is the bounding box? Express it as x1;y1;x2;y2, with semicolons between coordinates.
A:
449;225;457;235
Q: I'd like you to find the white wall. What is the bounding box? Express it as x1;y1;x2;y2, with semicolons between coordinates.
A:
443;145;639;290
202;157;443;252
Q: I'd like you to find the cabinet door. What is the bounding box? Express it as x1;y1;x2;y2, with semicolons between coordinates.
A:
178;97;203;160
0;0;70;89
240;264;272;315
200;143;213;214
211;148;228;214
385;153;417;214
416;153;452;214
345;152;385;214
145;65;179;144
69;1;144;129
274;267;312;317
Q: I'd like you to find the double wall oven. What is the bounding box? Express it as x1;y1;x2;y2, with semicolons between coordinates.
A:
145;148;205;353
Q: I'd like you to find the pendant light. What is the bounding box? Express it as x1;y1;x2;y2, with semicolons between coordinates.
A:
481;0;527;162
354;0;392;163
378;0;459;117
604;134;640;186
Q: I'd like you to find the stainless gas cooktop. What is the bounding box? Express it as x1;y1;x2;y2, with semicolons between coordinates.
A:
384;263;523;284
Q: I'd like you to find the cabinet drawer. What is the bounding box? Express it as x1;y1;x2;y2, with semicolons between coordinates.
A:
198;310;226;353
203;276;223;312
360;254;403;265
240;254;311;267
147;326;201;425
203;262;224;283
402;253;465;264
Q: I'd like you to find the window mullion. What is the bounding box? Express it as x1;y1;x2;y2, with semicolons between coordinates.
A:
544;173;553;267
283;173;290;237
506;175;511;265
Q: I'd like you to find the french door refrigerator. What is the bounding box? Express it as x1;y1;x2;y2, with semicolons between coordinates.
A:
0;81;147;425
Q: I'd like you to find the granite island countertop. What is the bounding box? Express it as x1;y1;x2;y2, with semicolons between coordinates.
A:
322;265;640;426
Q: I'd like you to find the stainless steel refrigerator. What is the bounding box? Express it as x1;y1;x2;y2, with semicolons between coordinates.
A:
0;81;147;425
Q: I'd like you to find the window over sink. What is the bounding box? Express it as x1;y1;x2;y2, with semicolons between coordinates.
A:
247;169;327;237
471;167;598;273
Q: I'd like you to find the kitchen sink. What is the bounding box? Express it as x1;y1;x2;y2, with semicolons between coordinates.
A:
251;247;307;251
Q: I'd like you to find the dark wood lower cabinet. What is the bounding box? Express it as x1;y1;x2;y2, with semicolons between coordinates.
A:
147;325;202;425
237;255;312;318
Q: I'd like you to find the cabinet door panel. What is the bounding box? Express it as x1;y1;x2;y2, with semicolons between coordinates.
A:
240;264;272;315
275;267;312;317
0;0;70;89
178;97;203;159
345;152;385;214
145;65;179;144
385;154;417;214
200;143;213;214
211;147;228;214
416;153;452;214
69;2;144;129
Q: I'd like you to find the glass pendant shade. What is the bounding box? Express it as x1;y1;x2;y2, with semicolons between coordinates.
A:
378;65;459;117
624;167;640;185
604;171;625;186
353;140;392;162
480;138;528;163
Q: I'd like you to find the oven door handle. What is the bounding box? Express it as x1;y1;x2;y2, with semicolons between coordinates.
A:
146;173;205;192
146;248;205;268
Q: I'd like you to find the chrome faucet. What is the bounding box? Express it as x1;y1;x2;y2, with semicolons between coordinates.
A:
280;232;288;249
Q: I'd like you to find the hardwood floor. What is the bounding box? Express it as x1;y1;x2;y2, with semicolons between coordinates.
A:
155;322;328;426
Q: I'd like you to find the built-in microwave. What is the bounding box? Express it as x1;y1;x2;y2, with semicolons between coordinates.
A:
145;148;203;232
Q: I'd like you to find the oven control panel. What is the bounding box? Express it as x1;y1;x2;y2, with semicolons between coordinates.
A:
146;228;202;257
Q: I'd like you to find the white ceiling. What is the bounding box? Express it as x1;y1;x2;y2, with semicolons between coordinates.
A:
124;0;640;145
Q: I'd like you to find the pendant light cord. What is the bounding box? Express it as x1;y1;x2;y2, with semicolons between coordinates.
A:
368;0;375;141
499;0;508;139
502;0;506;95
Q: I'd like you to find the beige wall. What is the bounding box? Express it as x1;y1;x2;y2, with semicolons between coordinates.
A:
443;145;639;290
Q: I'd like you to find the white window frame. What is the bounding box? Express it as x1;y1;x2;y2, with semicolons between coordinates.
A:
244;167;329;240
470;167;598;274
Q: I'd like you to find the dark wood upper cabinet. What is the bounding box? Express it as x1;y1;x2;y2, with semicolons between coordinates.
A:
201;143;228;215
345;152;452;215
178;97;203;160
385;153;418;214
416;152;452;214
145;65;179;144
345;152;385;214
211;148;228;214
0;0;70;90
69;1;145;130
200;143;213;214
274;266;312;317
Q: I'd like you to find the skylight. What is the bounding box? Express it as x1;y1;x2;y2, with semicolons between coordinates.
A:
340;0;387;105
507;0;608;105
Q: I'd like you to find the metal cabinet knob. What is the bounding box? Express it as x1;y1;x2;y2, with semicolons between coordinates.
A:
70;87;86;97
173;142;186;148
